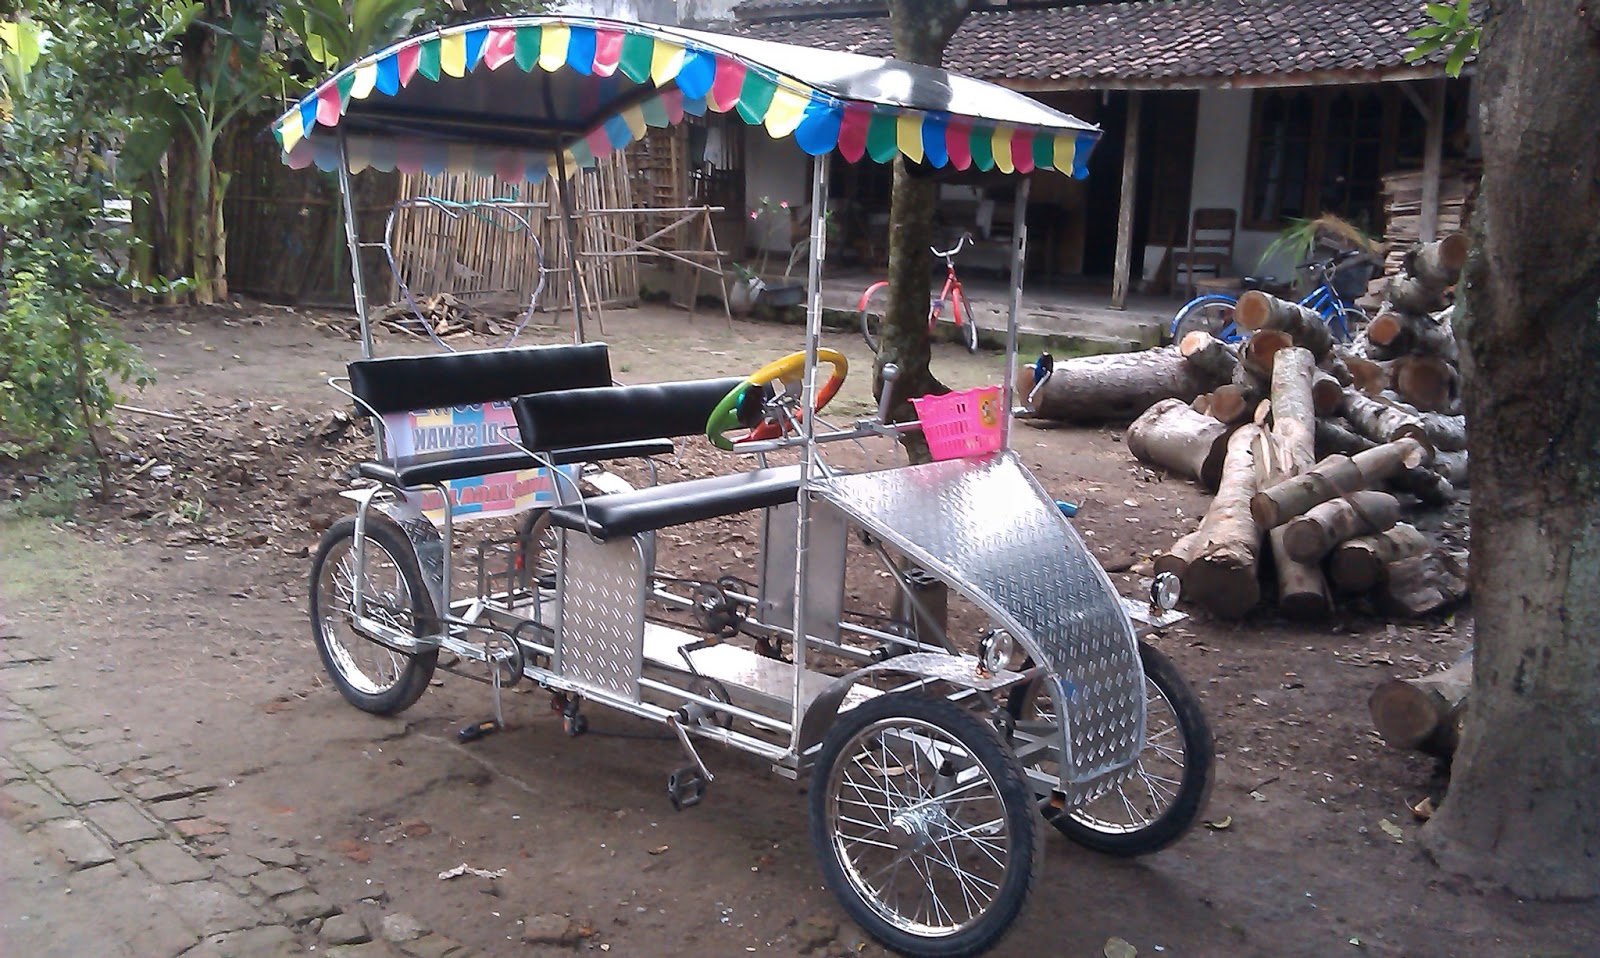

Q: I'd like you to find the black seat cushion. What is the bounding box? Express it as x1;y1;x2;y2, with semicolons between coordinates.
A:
513;377;744;453
547;466;802;541
357;439;675;488
349;342;612;416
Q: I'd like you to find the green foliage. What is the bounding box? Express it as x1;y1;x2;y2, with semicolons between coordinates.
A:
1406;0;1480;77
1257;213;1380;276
0;4;161;485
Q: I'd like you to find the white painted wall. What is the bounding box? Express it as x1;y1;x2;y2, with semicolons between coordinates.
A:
551;0;739;23
1186;88;1291;278
743;134;810;253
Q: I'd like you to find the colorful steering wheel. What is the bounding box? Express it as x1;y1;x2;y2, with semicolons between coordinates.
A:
706;349;848;451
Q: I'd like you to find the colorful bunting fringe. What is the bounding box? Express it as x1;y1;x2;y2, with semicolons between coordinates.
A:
273;18;1099;184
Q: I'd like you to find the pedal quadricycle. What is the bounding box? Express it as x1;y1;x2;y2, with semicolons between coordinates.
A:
276;17;1213;956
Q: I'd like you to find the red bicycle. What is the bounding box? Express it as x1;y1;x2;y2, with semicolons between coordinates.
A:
858;233;980;354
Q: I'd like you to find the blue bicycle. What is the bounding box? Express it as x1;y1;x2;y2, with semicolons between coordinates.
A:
1168;249;1373;344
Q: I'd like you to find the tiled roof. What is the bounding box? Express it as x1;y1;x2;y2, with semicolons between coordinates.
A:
725;0;1459;87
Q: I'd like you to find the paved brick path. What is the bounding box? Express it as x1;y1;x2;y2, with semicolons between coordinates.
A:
0;611;480;958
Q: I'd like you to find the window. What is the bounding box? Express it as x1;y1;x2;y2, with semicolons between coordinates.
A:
1243;88;1398;232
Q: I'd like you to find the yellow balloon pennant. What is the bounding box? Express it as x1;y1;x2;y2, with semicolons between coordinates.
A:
538;24;570;72
440;31;467;77
896;113;924;164
763;85;808;138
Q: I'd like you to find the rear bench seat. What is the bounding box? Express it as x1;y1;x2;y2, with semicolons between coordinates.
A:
512;378;803;541
346;342;674;488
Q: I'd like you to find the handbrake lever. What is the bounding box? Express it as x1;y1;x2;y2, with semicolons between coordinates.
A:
876;363;900;425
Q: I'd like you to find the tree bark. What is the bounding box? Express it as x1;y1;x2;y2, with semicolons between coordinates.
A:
1179;330;1239;381
1328;522;1430;593
1311;368;1345;416
1206;383;1255;424
1154;528;1205;581
1404;233;1470;287
1341;390;1430;447
1022;346;1233;422
1185;424;1264;618
1380;548;1470;618
1270;526;1330;619
1432;448;1469;488
1125;398;1232;490
1343;354;1391;395
1315;416;1376;458
1281;490;1402;563
876;0;974;449
1263;347;1317;485
1383;272;1452;314
1370;653;1472;758
1251;438;1429;528
1240;329;1293;380
1234;291;1334;358
1368;307;1460;363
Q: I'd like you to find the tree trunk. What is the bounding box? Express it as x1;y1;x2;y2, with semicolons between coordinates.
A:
1328;522;1430;593
1252;437;1429;528
1343;353;1391;395
1185;424;1264;618
1432;448;1469;487
1368;307;1460;363
1404;233;1470;287
1263;347;1316;484
1154;528;1205;581
1240;329;1293;379
1370;653;1472;758
1179;330;1239;381
1315;416;1376;458
1281;490;1402;563
1311;368;1345;416
1234;291;1334;358
1341;389;1430;447
877;0;973;453
1125;397;1232;490
1023;346;1233;422
1380;548;1470;618
1383;272;1452;314
1391;354;1460;413
1206;383;1255;424
1270;526;1330;619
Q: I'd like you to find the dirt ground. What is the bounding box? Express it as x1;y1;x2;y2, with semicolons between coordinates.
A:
1;302;1594;958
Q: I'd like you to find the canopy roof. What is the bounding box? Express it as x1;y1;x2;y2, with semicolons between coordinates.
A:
271;16;1101;183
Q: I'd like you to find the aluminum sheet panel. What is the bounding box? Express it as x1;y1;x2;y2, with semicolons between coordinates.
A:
810;452;1144;797
555;532;646;702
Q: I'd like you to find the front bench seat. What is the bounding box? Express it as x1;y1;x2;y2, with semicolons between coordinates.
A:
355;439;676;488
545;466;803;541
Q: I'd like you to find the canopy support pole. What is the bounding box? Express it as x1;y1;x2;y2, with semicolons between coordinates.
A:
1419;78;1446;242
789;152;831;750
1111;90;1142;310
552;149;588;343
1002;176;1031;451
337;134;373;359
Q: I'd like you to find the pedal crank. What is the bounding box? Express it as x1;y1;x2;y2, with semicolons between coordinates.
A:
665;714;714;810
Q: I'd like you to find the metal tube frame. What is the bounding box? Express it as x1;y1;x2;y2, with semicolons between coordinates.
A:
336;134;373;360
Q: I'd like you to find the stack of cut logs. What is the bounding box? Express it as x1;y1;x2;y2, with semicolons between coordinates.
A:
1021;235;1473;622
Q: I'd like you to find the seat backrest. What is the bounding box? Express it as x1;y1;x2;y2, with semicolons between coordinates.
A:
1189;208;1237;255
348;342;612;416
513;377;744;453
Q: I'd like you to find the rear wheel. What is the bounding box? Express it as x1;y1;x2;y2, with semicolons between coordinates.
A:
1006;640;1213;857
309;515;438;715
1170;296;1239;343
860;283;889;353
811;693;1040;958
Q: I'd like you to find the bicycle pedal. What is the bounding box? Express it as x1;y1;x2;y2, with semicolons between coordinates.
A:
457;718;501;743
667;766;706;810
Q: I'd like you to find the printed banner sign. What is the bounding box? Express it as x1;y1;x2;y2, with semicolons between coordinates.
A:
382;401;575;523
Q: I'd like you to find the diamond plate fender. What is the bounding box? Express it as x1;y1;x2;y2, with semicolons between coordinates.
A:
808;452;1146;799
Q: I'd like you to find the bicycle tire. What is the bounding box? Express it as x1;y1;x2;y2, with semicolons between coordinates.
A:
954;288;980;353
1170;295;1240;343
859;282;889;353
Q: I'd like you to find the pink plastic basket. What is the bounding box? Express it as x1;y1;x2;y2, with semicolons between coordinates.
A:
911;385;1005;461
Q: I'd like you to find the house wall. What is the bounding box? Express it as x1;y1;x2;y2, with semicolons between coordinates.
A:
552;0;740;24
1186;88;1287;277
743;134;811;253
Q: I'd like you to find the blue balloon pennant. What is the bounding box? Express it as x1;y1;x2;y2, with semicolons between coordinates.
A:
566;26;596;75
464;27;488;71
375;55;400;95
675;50;716;100
793;95;842;156
922;112;949;168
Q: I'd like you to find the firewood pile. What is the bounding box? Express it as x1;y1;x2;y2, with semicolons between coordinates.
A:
317;293;527;341
1360;168;1477;306
1022;235;1473;622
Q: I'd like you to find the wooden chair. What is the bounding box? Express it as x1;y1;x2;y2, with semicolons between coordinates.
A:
1171;208;1237;300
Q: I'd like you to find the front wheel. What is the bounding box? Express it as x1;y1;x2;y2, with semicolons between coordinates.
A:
957;302;980;354
1170;295;1239;344
1007;640;1213;857
309;515;439;715
859;282;889;353
810;693;1041;958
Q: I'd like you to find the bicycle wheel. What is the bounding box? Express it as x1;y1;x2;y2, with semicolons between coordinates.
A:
309;515;439;716
811;693;1041;957
859;282;889;353
955;291;980;354
1006;640;1213;857
1170;295;1239;343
